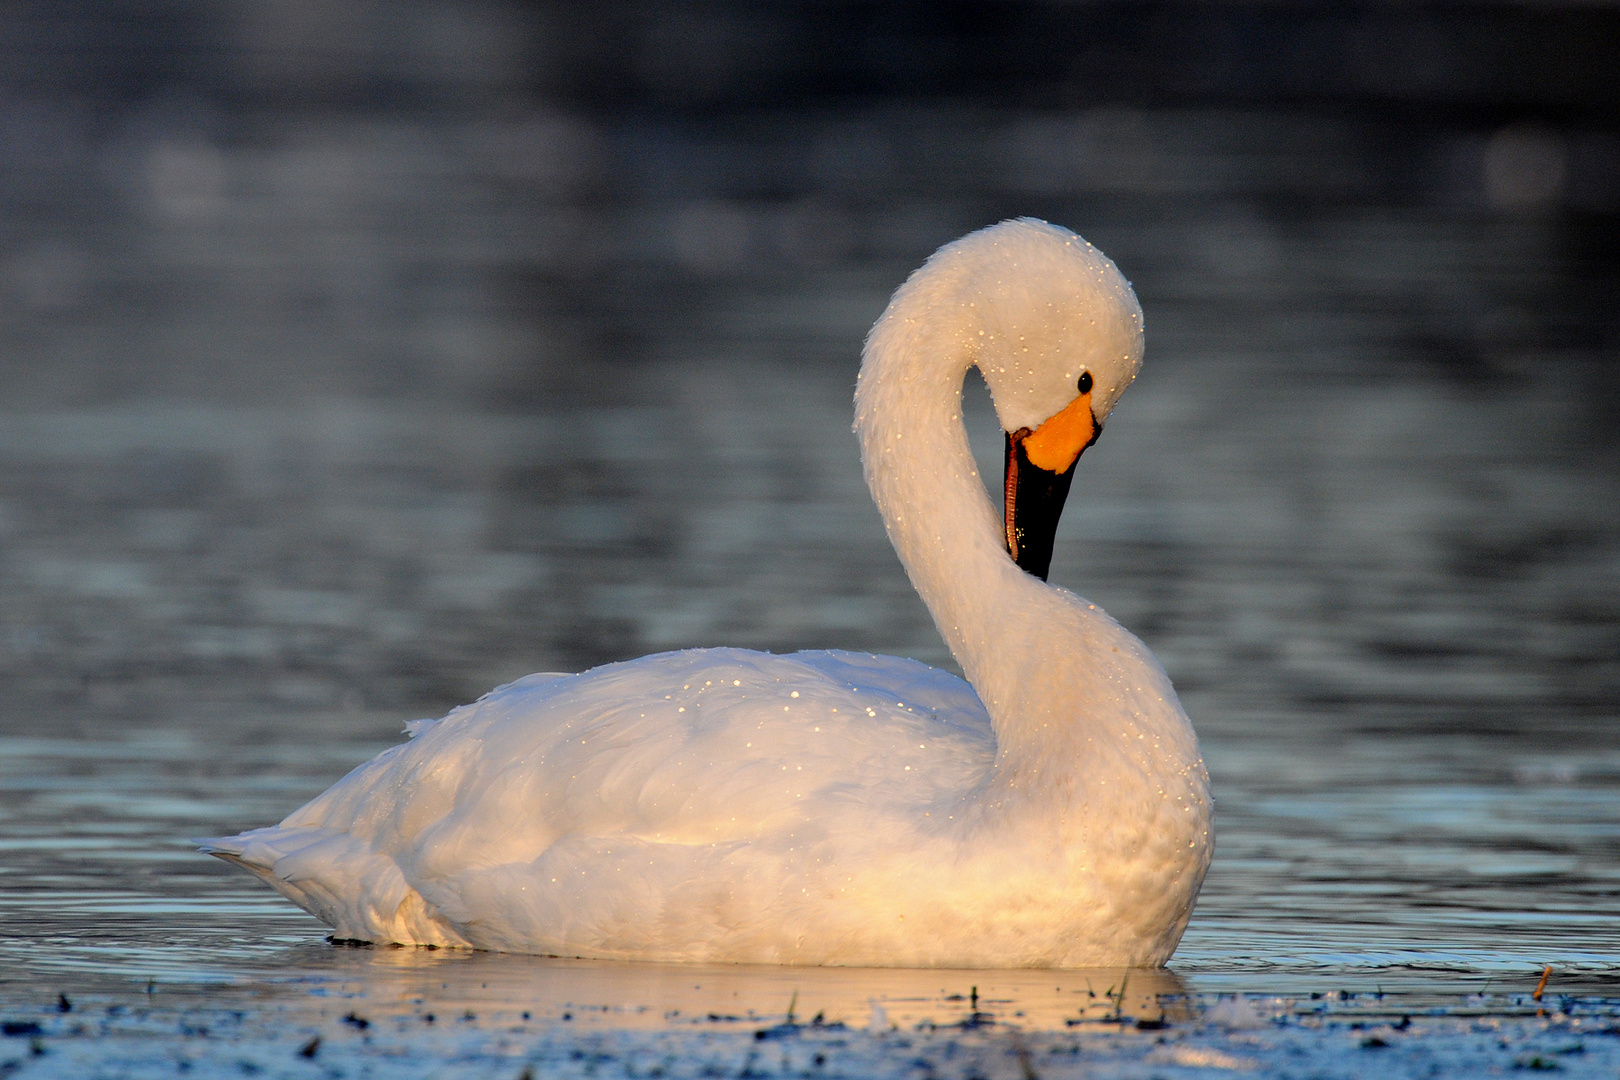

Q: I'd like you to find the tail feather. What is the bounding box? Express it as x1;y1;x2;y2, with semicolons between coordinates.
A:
197;826;469;947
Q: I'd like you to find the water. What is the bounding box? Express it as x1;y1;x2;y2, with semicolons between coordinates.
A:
3;368;1616;994
1;70;1618;1075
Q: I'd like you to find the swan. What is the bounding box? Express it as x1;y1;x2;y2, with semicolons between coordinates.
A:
201;218;1212;968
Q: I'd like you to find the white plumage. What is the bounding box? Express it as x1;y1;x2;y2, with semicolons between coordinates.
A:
202;219;1213;968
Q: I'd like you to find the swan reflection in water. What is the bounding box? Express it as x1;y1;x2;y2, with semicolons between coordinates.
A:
253;945;1196;1030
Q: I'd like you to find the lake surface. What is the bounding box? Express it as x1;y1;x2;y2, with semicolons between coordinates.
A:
0;88;1616;1075
2;364;1616;998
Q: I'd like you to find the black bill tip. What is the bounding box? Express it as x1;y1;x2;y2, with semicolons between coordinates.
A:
1003;429;1078;581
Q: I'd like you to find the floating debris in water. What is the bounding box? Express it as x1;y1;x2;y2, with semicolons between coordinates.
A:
2;988;1613;1079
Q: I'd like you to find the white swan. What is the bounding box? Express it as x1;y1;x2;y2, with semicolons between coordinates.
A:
202;219;1212;968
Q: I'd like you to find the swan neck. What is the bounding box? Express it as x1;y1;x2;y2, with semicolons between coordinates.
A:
855;297;1028;712
854;254;1201;807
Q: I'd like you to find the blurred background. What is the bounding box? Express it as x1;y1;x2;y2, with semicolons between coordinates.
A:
1;1;1617;982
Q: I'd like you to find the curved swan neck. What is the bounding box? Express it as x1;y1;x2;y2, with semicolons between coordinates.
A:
854;223;1200;812
854;265;1043;732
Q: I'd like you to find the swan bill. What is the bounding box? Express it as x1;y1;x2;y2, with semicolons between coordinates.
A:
1004;398;1101;581
1019;390;1097;473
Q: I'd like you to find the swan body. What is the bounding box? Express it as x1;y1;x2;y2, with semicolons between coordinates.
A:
203;219;1212;967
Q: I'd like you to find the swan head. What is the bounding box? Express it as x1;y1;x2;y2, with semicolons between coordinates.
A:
938;219;1144;579
857;218;1146;580
943;218;1144;435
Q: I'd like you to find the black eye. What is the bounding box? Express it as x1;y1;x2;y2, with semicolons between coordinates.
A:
1077;371;1093;394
